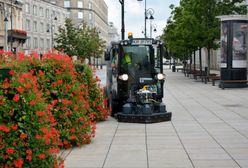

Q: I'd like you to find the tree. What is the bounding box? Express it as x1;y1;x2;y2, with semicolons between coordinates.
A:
54;19;79;57
162;0;247;74
54;19;106;63
162;2;201;62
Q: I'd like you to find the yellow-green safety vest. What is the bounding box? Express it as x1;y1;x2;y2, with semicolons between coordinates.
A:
124;54;131;64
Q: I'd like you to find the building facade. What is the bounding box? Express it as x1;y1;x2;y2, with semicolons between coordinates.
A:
21;0;68;54
1;0;110;56
108;22;119;45
55;0;108;43
0;0;26;52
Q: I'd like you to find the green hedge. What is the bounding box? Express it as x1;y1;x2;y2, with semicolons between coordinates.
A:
0;51;110;167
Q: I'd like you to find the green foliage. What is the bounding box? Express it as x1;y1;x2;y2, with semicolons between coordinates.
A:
0;54;63;168
54;19;106;63
38;52;96;149
161;0;247;60
54;19;79;57
0;51;110;167
77;65;110;121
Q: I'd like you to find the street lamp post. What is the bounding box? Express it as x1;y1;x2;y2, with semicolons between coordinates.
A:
137;0;154;38
137;0;147;37
10;0;18;53
150;23;157;38
50;15;57;49
119;0;125;40
4;17;8;51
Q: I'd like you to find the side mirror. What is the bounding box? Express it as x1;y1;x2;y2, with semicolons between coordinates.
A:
104;51;110;61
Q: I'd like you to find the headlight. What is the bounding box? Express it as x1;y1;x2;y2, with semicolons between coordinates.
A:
119;74;128;81
157;73;165;80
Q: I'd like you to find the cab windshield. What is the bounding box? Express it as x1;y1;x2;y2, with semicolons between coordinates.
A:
126;45;149;60
120;44;161;74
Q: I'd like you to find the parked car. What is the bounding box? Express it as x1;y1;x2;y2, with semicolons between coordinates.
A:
163;60;170;65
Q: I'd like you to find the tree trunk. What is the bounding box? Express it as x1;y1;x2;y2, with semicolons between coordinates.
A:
199;48;202;73
88;56;92;65
207;47;211;76
193;51;196;70
189;53;192;72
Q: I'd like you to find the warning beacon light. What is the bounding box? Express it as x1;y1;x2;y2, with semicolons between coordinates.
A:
128;32;133;39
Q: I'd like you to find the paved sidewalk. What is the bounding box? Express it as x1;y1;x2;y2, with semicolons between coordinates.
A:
64;67;248;168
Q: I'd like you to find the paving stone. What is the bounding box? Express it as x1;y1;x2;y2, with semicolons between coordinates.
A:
64;67;248;168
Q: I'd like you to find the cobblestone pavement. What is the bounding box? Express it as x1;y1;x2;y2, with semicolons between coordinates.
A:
64;66;248;168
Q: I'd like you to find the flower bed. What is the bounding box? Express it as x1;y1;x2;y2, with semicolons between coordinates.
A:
77;65;110;121
0;65;62;167
0;51;110;167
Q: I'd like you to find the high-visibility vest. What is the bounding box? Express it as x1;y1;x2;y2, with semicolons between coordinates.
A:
124;54;131;64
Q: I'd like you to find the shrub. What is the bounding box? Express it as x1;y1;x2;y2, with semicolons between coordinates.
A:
0;55;63;167
0;50;110;167
40;52;96;148
77;65;110;121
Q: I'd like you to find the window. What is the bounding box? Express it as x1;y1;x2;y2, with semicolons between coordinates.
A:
40;22;44;33
26;19;31;31
89;2;92;9
40;38;44;50
46;39;50;50
33;21;38;32
64;1;70;7
34;37;38;49
25;38;31;49
78;11;83;19
46;24;50;33
17;10;21;21
78;1;83;8
52;10;56;18
25;3;30;13
56;12;60;21
46;9;49;18
89;13;92;21
33;5;37;16
40;7;44;17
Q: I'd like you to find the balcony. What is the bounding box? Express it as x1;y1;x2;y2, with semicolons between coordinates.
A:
7;29;28;43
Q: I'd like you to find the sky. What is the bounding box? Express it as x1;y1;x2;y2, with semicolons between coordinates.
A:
104;0;180;39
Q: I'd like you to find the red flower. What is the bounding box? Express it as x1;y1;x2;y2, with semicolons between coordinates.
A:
20;133;27;139
6;148;15;154
13;94;20;102
29;100;36;106
48;147;60;154
40;127;48;134
0;125;10;133
36;134;41;140
11;124;18;130
61;99;72;105
38;153;46;159
13;159;24;167
25;83;31;88
26;149;32;155
2;80;10;89
16;86;25;93
12;29;27;35
63;140;68;145
39;70;44;76
69;135;77;140
36;111;46;117
26;155;32;161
